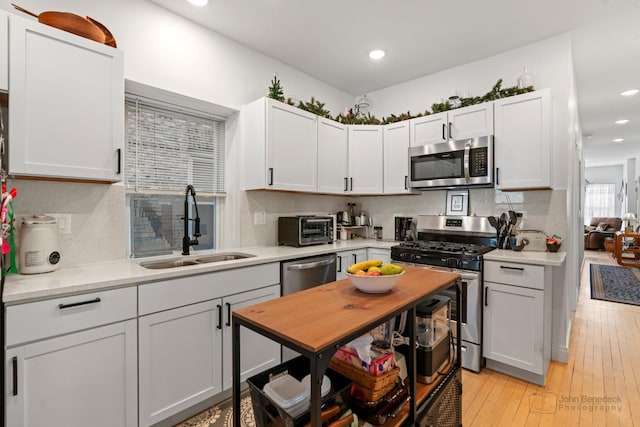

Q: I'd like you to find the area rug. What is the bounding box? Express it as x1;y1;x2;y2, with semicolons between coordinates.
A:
590;263;640;306
175;390;256;427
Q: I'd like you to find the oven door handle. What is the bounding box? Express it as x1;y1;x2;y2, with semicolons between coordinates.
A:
463;141;471;183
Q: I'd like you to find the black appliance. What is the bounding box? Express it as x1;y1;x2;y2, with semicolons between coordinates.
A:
394;216;413;241
396;295;451;385
277;216;334;247
391;215;496;372
408;135;493;189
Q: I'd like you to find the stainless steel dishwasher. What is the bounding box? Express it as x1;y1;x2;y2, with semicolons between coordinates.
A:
281;253;337;360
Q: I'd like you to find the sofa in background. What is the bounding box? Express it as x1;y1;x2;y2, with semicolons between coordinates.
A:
584;217;622;250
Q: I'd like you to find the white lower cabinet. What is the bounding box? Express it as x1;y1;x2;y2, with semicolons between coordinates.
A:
336;249;367;280
367;248;391;265
138;299;223;427
139;285;281;426
5;288;138;427
137;263;281;426
222;285;281;390
483;260;551;385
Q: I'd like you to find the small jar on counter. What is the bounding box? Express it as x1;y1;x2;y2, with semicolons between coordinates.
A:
374;226;383;240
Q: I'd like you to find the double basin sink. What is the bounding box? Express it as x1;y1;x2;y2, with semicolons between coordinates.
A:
139;252;255;269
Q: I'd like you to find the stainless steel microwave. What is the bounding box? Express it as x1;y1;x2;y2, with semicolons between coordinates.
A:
408;136;494;189
278;216;334;247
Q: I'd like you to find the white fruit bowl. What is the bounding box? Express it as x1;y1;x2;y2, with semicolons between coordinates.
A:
346;271;405;293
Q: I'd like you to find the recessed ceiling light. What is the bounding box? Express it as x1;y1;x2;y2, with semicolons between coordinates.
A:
369;50;385;60
188;0;208;6
615;119;629;125
621;89;639;96
613;138;624;142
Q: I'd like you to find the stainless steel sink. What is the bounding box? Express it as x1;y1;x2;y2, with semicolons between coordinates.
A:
194;252;255;264
139;252;255;269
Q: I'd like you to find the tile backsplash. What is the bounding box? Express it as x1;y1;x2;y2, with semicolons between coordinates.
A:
7;179;126;268
5;180;567;269
241;188;567;246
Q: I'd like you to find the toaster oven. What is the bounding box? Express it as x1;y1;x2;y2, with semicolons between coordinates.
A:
278;216;334;247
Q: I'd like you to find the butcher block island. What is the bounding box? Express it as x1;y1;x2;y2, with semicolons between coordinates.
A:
231;266;462;427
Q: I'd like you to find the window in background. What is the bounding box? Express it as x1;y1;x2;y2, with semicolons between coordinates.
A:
125;98;225;257
584;183;616;225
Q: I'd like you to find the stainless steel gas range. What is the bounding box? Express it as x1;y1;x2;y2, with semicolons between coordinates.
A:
391;215;496;372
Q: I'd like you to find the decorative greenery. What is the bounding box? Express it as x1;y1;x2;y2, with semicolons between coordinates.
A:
267;74;285;102
266;78;535;125
296;97;332;118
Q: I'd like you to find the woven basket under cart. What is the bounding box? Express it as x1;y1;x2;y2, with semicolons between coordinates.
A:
328;358;400;401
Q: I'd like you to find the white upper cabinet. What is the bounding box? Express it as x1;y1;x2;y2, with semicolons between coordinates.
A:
383;121;415;194
409;103;494;146
0;10;8;91
8;15;124;181
409;112;448;146
348;125;383;194
243;97;318;192
449;103;494;140
494;89;551;190
317;117;349;194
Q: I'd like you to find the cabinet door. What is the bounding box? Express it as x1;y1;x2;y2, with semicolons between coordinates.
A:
448;103;494;140
317;117;349;194
8;16;124;181
266;99;318;192
494;89;551;190
6;320;137;427
0;10;7;91
367;248;391;265
336;249;367;280
483;281;544;374
383;121;412;194
336;251;350;280
409;112;447;146
138;300;223;427
222;285;281;390
348;125;383;194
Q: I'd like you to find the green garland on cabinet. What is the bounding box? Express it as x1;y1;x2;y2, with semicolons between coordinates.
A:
266;75;535;125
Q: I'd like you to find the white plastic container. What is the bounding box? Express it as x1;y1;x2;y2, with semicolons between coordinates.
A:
263;374;309;416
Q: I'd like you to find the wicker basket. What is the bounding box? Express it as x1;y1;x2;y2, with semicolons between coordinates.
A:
328;358;399;401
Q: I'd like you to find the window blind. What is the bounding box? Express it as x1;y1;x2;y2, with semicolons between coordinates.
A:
125;99;225;194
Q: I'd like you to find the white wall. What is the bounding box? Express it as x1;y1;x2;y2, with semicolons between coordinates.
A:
368;34;572;191
0;0;353;114
1;0;355;262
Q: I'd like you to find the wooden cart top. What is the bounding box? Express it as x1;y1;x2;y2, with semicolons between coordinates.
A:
233;266;460;353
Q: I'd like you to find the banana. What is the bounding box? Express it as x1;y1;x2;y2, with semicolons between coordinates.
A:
347;259;383;274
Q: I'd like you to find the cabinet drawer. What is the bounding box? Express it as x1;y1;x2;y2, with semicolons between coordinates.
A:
484;261;544;290
139;263;280;315
6;287;137;347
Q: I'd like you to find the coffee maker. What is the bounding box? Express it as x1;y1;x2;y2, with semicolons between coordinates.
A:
394;216;413;241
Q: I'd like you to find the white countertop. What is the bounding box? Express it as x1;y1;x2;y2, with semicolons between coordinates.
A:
483;249;566;266
2;239;397;304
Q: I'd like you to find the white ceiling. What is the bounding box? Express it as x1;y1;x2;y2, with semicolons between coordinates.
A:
149;0;640;168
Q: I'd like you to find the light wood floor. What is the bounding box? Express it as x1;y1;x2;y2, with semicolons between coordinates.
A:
462;251;640;426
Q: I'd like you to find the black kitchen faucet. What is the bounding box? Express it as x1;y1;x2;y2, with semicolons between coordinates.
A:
182;184;201;255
